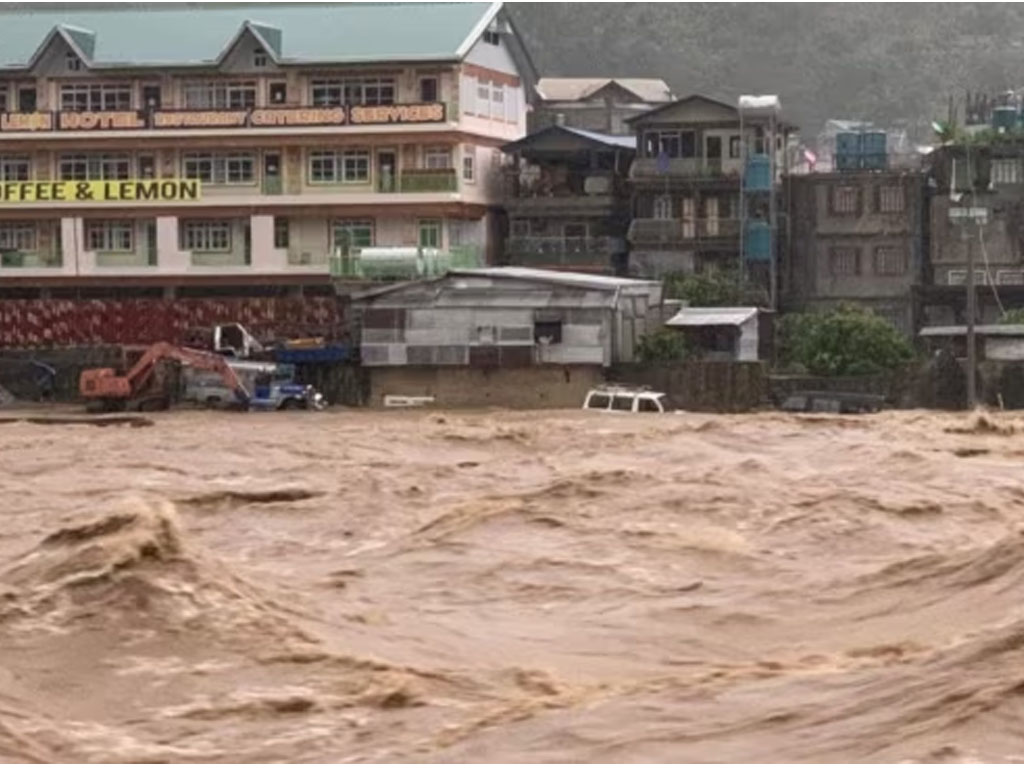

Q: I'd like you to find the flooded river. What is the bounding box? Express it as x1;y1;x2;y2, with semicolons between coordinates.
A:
2;408;1024;762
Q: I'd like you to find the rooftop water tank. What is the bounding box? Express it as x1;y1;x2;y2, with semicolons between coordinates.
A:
835;132;862;171
861;131;888;170
744;221;771;263
743;154;772;191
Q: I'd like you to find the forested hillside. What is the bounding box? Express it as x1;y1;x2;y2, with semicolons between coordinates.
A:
509;3;1024;140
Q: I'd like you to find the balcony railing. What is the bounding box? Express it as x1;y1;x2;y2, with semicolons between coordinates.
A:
397;168;458;193
0;249;63;268
628;218;741;244
505;236;617;269
630;157;739;181
504;171;624;199
330;244;481;280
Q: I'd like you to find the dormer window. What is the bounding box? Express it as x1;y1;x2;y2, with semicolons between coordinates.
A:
483;30;500;46
253;50;268;68
66;51;82;71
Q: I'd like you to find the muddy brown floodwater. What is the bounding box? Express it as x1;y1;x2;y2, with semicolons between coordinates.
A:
3;408;1024;762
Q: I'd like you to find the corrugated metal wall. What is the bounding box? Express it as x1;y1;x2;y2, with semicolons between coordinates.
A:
0;297;340;348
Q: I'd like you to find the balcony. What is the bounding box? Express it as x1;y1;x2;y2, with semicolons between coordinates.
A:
628;218;741;245
505;236;618;270
0;249;62;268
503;171;623;215
330;244;481;280
630;157;741;183
395;168;458;193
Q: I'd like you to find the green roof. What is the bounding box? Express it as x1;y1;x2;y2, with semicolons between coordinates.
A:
0;2;500;69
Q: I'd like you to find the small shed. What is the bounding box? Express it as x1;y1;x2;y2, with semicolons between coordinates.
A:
919;324;1024;362
352;267;663;367
664;306;772;362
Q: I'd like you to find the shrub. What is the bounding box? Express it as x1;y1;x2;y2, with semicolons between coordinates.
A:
636;328;689;363
779;304;914;376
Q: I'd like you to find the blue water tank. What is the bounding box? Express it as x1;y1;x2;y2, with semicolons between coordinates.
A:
744;221;771;262
993;106;1018;130
744;154;772;191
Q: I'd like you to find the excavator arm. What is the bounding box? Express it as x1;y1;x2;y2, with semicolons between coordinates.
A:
80;342;251;407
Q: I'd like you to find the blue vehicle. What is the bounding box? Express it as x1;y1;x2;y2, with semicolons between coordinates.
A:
183;361;325;411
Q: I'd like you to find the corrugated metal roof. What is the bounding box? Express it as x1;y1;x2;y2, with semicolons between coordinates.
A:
451;267;661;293
665;307;759;327
535;77;672;104
920;325;1024;337
561;126;636;149
0;2;498;69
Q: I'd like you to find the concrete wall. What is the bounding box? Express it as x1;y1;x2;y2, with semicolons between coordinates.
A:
368;364;604;408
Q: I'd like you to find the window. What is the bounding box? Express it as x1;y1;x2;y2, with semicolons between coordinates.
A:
308;149;370;184
0;86;7;113
991;158;1021;185
476;80;491;116
611;396;633;412
483;29;500;45
18;88;36;113
182;81;256;109
0;222;37;252
142;84;161;109
830;185;859;215
181;220;232;252
510;219;529;237
424;146;452;169
138;155;156;179
85;220;134;252
564;223;587;239
182;152;255;185
269;82;287;105
729;135;741;159
829;246;860;276
420;77;438;103
253;50;268;68
680;131;696;158
273;217;289;249
507;86;519;121
877;185;905;213
65;52;82;72
310;78;395;106
534;320;562;344
638;397;661;413
874;246;907;276
462;147;476;182
418;219;442;249
461;75;477;115
59;153;130;181
332;219;374;251
0;155;30;181
490;83;505;121
587;394;610;410
60;83;132;112
653;195;673;219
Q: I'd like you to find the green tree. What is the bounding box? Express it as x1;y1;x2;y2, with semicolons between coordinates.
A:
636;328;689;364
1000;307;1024;325
779;304;914;376
664;270;742;307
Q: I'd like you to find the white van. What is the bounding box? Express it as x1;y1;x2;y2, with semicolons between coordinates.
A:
582;386;667;414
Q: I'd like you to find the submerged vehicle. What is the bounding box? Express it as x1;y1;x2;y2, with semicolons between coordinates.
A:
582;385;668;414
184;360;325;410
780;390;885;414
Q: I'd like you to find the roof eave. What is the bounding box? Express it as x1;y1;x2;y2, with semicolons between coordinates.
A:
455;0;503;59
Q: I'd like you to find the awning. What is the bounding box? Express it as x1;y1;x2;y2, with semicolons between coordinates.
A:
665;307;759;328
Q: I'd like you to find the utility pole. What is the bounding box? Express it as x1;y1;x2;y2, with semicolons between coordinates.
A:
965;221;977;409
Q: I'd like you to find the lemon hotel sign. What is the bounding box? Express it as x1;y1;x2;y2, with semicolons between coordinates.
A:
0;179;202;203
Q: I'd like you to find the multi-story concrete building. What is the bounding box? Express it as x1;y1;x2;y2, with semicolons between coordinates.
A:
529;77;672;135
500;124;635;274
923;142;1024;326
625;94;795;295
783;169;927;336
0;2;536;299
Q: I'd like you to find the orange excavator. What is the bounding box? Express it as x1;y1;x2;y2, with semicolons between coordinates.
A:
79;342;251;412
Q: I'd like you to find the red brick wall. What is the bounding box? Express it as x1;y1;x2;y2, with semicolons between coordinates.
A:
0;297;341;348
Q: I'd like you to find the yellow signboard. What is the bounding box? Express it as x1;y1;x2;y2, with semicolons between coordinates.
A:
0;179;202;203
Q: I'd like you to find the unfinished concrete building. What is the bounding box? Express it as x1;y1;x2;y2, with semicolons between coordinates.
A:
783;169;926;336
